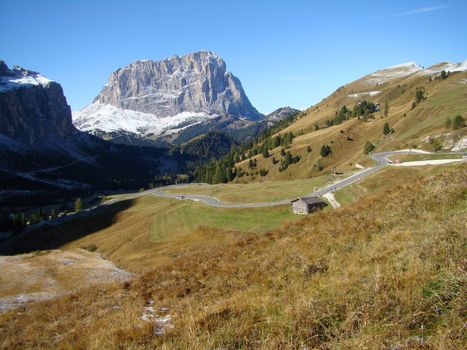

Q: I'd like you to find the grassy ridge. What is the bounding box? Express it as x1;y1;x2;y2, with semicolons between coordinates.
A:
1;164;465;349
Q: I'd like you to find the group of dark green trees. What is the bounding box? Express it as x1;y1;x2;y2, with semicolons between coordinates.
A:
6;197;84;233
193;112;303;183
278;150;301;172
9;210;52;231
192;130;300;183
445;115;465;130
322;100;378;128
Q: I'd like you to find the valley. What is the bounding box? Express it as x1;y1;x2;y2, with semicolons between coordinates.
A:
0;162;465;348
1;10;466;347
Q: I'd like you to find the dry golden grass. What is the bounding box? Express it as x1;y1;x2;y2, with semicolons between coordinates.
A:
0;197;298;273
235;70;467;182
1;164;465;349
334;163;460;205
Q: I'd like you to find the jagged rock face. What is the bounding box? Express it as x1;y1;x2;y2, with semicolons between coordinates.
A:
96;51;261;118
74;51;263;139
0;61;76;145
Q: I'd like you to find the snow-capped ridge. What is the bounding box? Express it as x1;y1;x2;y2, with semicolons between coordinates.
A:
361;59;467;87
73;102;217;137
0;62;53;93
364;62;423;85
421;60;467;74
383;62;422;70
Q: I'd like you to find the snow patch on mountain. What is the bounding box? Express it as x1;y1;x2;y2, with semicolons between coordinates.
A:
364;62;423;85
0;66;52;93
349;91;381;98
421;60;467;74
73;102;217;137
73;51;262;140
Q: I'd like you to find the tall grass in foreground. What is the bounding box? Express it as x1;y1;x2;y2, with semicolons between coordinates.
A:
1;165;465;349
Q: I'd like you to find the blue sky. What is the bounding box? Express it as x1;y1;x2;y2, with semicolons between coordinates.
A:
1;0;466;114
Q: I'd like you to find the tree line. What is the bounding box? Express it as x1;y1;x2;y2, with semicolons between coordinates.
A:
193;111;303;183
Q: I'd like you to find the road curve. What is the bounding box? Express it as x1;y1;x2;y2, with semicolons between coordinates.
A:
152;150;462;208
20;150;463;233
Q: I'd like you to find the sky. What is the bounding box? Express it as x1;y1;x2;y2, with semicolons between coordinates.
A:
1;0;466;114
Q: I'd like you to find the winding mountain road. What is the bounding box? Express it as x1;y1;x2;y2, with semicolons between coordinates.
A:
20;150;464;233
152;150;464;208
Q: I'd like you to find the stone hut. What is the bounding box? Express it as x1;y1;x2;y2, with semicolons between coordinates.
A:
291;196;327;215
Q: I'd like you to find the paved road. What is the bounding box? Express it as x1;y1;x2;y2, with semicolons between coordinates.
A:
20;149;463;232
152;150;442;208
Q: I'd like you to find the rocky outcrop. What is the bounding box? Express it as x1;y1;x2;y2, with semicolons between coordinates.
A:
73;51;263;138
0;61;168;200
0;61;76;145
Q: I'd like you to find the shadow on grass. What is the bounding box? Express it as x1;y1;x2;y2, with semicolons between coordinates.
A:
0;199;135;255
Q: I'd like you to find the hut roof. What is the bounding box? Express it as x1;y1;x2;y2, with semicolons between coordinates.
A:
291;196;326;205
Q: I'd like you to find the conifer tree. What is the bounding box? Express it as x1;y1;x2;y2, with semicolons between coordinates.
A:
383;122;391;135
453;115;465;129
363;141;375;154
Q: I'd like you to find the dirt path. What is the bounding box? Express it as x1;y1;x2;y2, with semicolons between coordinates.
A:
323;192;341;208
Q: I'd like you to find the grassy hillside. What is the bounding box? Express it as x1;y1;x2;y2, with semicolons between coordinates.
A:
230;67;466;183
0;164;465;349
334;163;462;205
0;196;299;272
163;174;330;203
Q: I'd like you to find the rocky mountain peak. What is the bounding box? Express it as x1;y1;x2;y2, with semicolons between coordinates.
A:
74;51;262;139
0;61;76;145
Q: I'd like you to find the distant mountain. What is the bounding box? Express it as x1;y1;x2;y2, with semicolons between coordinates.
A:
0;61;174;207
265;106;300;123
197;59;467;184
0;61;77;144
73;51;263;142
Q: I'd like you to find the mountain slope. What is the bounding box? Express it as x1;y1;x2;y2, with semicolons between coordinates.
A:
228;60;467;182
73;51;263;142
0;61;175;207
